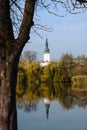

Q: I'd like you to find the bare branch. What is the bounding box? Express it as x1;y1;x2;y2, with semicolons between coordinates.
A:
17;0;36;44
9;0;87;40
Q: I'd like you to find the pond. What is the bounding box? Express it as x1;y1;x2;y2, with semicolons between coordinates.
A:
16;83;87;130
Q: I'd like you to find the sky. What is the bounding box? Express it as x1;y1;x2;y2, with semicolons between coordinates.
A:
23;7;87;61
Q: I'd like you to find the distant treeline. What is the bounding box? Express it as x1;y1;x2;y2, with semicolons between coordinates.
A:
17;53;87;89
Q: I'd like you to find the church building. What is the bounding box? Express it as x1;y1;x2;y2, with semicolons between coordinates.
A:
40;38;50;67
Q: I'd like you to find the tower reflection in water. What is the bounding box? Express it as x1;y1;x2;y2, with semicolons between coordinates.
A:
44;98;51;120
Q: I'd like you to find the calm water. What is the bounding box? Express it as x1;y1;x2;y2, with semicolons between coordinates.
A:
17;83;87;130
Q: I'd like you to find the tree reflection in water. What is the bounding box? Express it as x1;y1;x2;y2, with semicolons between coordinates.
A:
16;82;87;114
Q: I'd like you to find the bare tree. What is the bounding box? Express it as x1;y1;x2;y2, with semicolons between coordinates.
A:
0;0;87;130
22;51;37;61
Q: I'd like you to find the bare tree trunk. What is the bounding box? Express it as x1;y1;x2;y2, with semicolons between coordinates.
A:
0;50;19;130
0;0;18;125
0;0;36;129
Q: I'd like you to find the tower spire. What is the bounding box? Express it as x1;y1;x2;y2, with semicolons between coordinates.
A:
44;38;50;62
44;38;49;53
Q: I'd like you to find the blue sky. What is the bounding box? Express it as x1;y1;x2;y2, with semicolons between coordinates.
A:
23;9;87;61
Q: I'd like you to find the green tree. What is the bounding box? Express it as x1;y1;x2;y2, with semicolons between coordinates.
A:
41;66;50;82
53;62;62;82
41;64;54;83
60;53;74;81
0;1;87;130
27;62;42;83
72;55;87;76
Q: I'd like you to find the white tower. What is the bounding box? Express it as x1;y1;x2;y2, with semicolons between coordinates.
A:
44;39;50;62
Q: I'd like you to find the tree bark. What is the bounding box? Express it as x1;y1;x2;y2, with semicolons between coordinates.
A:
0;50;18;130
0;0;36;130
